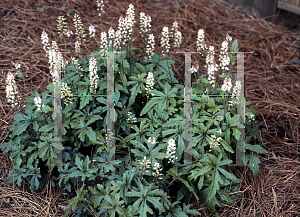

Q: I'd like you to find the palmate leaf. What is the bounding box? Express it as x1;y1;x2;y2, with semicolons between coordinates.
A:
127;72;147;106
163;201;189;217
98;194;126;217
37;133;63;163
126;180;164;217
187;165;212;190
13;121;31;136
87;184;110;208
4;166;27;187
166;167;199;201
182;203;201;216
140;82;178;116
197;153;237;204
63;185;88;217
110;170;135;205
141;109;165;133
27;164;42;192
130;135;166;162
13;111;30;124
124;119;149;144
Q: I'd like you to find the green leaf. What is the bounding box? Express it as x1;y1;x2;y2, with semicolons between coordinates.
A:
188;165;212;182
39;124;54;132
249;154;260;178
16;71;24;78
86;127;97;143
139;95;161;116
14;122;31;136
47;83;54;93
244;143;267;154
37;7;45;11
182;203;201;216
79;95;90;109
231;39;239;52
134;62;145;74
41;105;53;113
219;139;234;153
99;194;126;217
13;112;29;124
67;9;74;16
87;184;108;208
119;71;128;86
217;166;237;181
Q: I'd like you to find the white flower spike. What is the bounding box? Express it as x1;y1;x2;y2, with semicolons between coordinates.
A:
165;139;178;164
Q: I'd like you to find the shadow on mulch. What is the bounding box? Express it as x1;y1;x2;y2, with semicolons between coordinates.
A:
0;0;299;216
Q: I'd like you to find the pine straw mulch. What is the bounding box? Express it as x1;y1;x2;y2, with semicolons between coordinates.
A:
0;0;300;216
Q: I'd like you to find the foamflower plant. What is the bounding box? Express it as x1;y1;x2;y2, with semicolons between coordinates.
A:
1;2;267;217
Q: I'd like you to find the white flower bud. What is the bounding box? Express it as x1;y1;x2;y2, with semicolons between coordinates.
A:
89;24;96;38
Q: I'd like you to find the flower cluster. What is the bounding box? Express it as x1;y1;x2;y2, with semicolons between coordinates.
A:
48;42;62;83
100;32;108;59
165;139;178;164
209;135;221;149
219;40;230;71
153;162;163;179
89;24;96;38
108;26;115;45
205;46;218;87
196;29;207;56
126;110;137;124
71;58;84;77
126;4;136;34
173;31;182;48
118;15;126;46
147;135;156;144
96;0;105;15
140;12;151;35
145;34;155;60
189;61;199;74
123;16;133;45
161;26;170;56
170;21;178;39
228;80;242;107
6;72;22;108
114;29;122;50
73;14;86;41
66;28;73;37
61;82;73;106
89;56;99;93
74;40;81;54
226;32;232;42
145;72;155;97
137;156;151;173
41;30;50;57
118;4;136;47
34;95;44;111
11;61;21;70
221;75;232;93
57;15;67;38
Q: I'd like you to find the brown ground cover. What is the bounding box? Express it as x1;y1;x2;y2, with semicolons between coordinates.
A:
0;0;299;216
